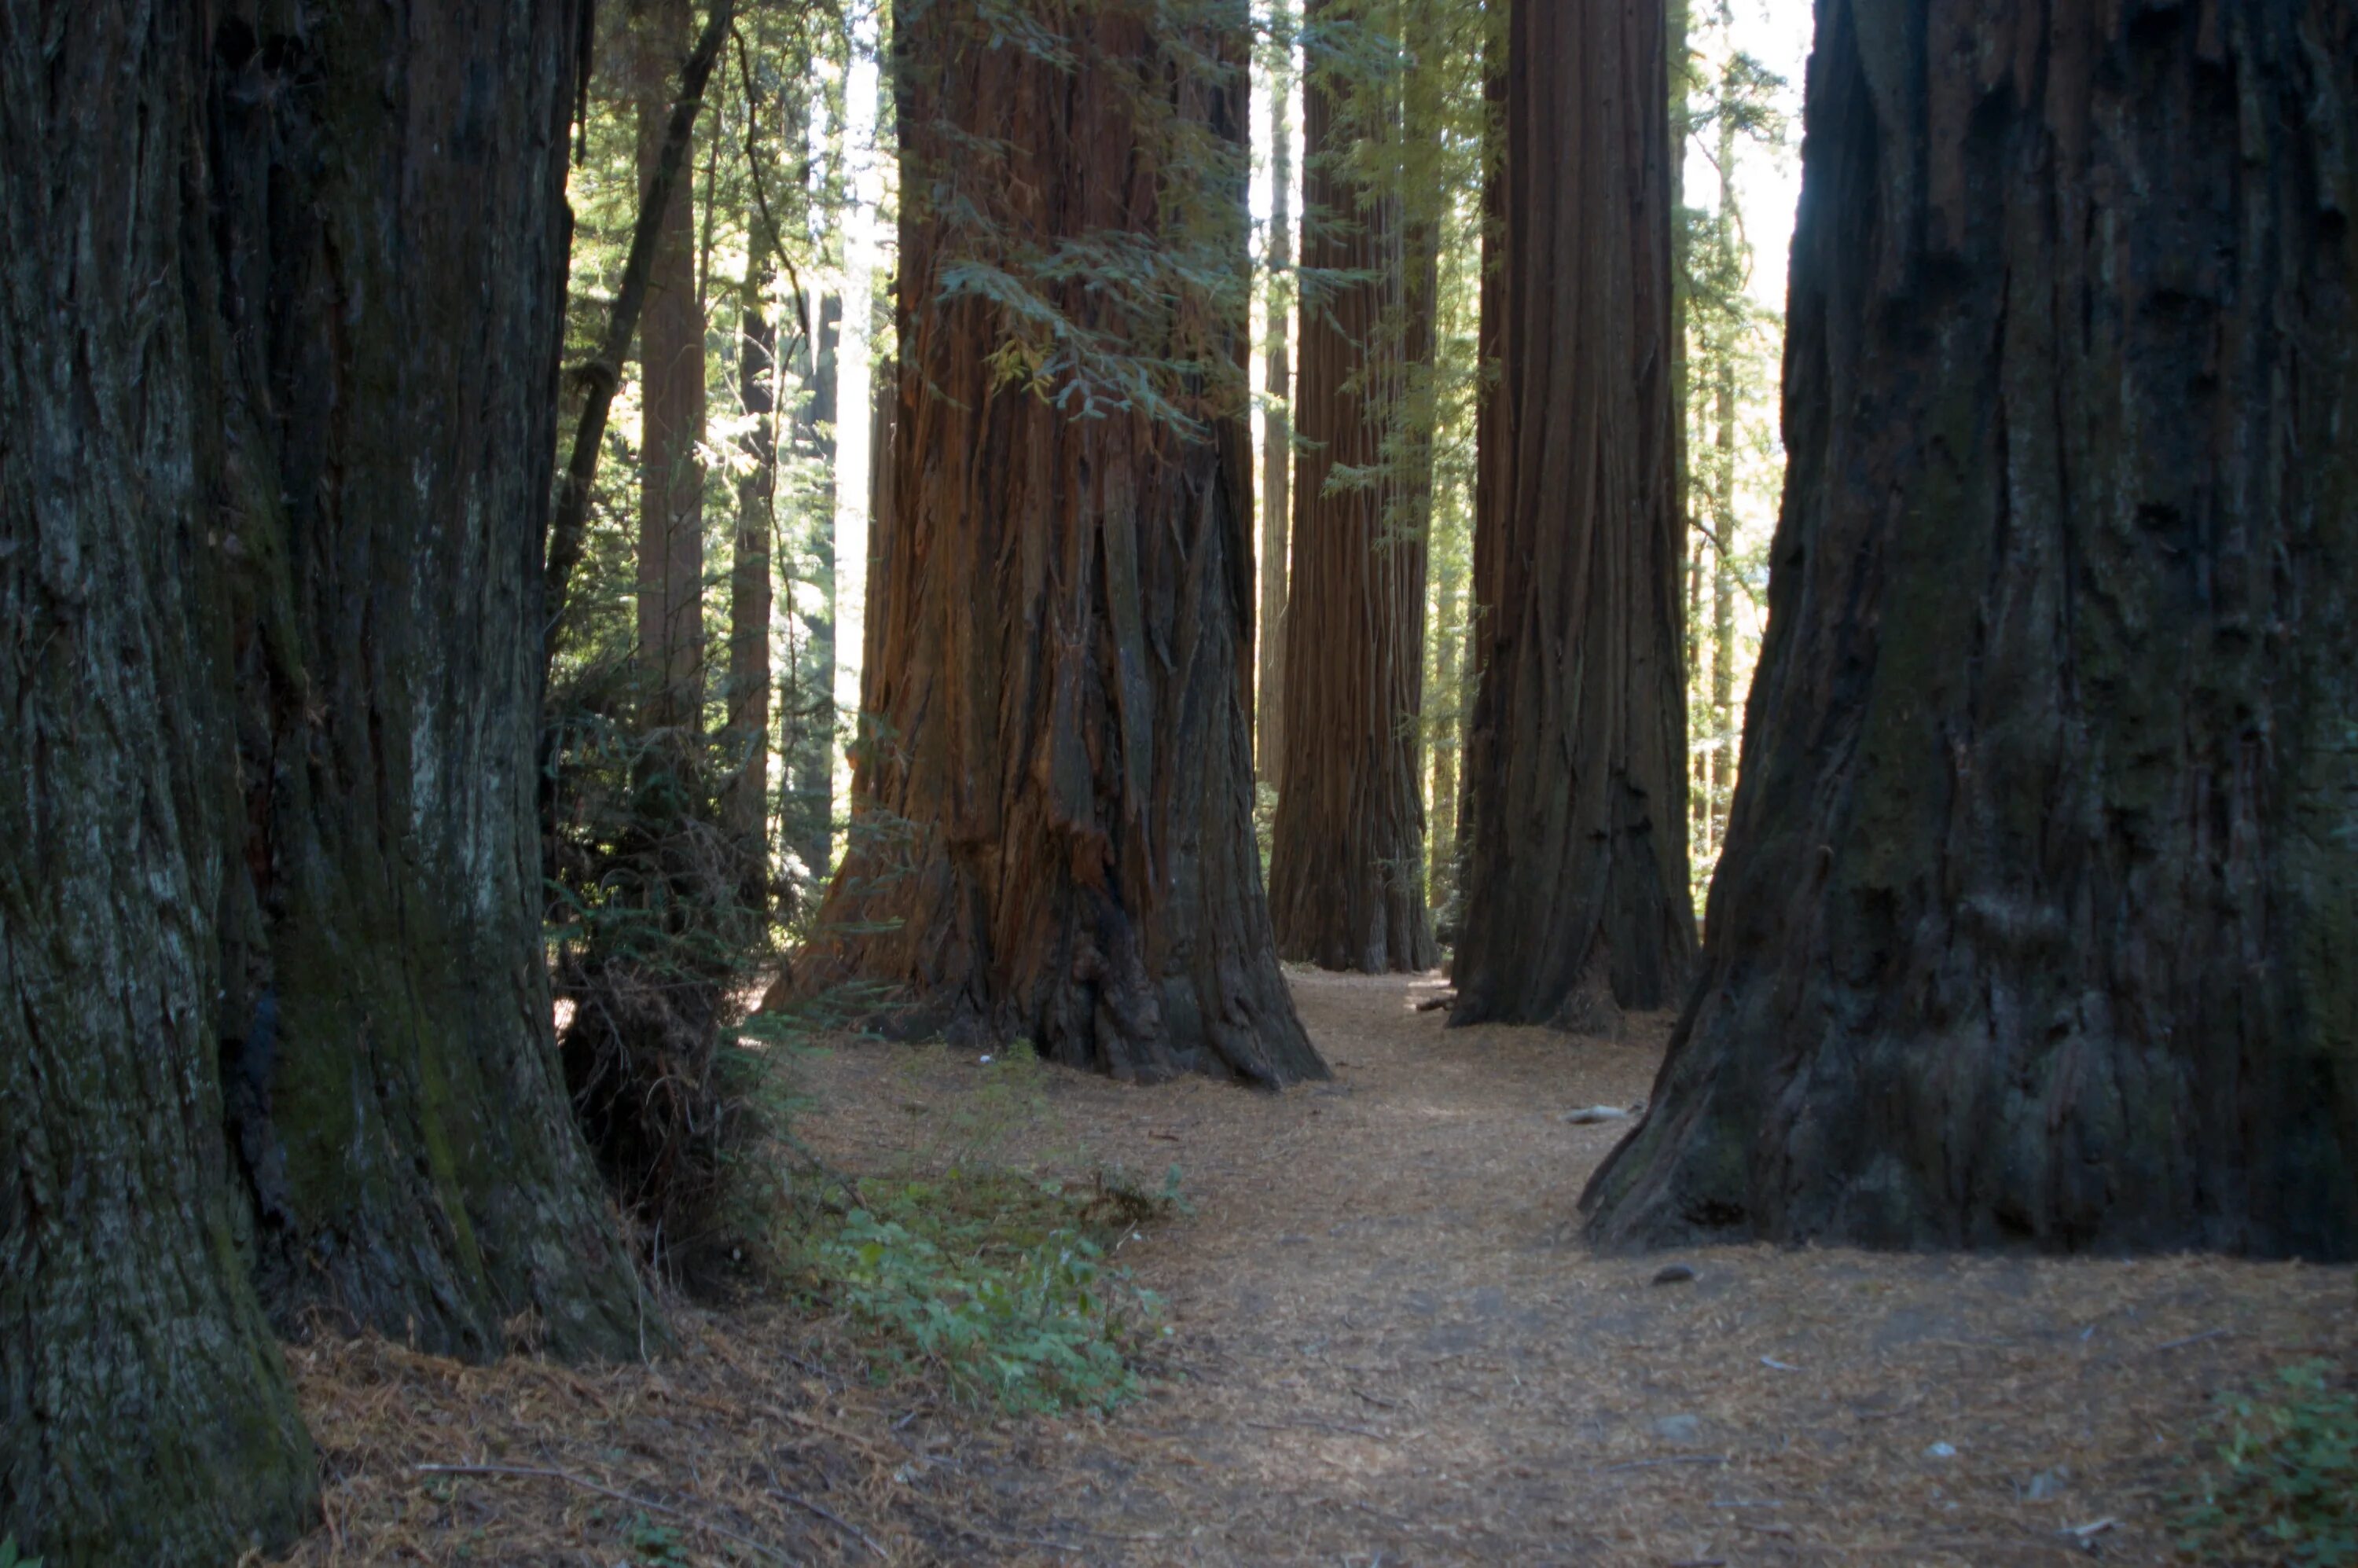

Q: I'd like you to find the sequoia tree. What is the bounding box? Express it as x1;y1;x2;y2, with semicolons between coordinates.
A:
2;3;641;1558
1585;0;2358;1258
794;0;1324;1085
1450;0;1696;1027
1265;0;1439;973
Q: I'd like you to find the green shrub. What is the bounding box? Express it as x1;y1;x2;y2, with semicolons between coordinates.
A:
0;1535;42;1568
2176;1359;2358;1566
806;1169;1171;1415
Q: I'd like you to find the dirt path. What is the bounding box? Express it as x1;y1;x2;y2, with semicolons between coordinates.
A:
803;969;2356;1566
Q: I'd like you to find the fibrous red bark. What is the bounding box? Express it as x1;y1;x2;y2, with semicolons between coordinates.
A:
793;0;1324;1085
1266;0;1439;975
1451;0;1697;1028
1585;0;2358;1258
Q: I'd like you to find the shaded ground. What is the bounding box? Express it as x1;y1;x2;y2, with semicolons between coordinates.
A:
285;969;2353;1565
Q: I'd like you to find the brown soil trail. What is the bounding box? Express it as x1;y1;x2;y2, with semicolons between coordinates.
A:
277;970;2351;1566
803;969;2354;1566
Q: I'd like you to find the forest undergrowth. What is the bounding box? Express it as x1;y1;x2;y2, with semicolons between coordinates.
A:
270;972;2354;1566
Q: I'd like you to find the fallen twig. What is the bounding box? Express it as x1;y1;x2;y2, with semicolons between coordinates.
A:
1248;1416;1390;1440
414;1463;796;1565
1594;1455;1728;1474
2151;1327;2227;1353
762;1469;888;1560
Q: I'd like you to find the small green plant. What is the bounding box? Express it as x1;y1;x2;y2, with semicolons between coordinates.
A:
621;1513;690;1566
806;1169;1167;1415
2176;1359;2358;1566
1086;1161;1193;1227
0;1534;43;1568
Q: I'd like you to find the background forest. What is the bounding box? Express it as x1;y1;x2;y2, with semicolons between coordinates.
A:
545;0;1798;941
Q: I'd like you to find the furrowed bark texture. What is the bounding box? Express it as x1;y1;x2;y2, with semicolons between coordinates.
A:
1266;4;1439;974
0;9;316;1559
205;0;643;1358
1451;0;1696;1027
5;0;645;1556
1585;0;2358;1258
801;0;1324;1085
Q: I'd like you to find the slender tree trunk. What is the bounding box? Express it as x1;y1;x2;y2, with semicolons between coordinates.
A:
1709;383;1736;857
1452;0;1696;1029
1258;13;1295;777
1266;0;1438;973
861;363;898;733
542;0;732;671
1705;68;1741;858
797;0;1324;1085
1587;0;2358;1258
724;299;778;899
1688;525;1710;861
1427;545;1465;910
792;294;842;886
637;0;707;733
4;2;641;1556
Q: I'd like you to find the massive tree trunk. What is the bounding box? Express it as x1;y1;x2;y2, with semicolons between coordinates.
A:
636;0;708;733
795;0;1324;1086
0;17;318;1558
1266;2;1439;974
1586;0;2358;1258
4;0;641;1558
1450;0;1695;1029
1258;11;1295;778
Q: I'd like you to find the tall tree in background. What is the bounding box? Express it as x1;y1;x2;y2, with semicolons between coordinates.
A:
1452;0;1695;1028
1588;0;2358;1258
790;293;843;885
2;2;641;1557
795;0;1324;1085
724;294;778;898
1266;1;1438;973
636;0;709;731
1258;8;1297;777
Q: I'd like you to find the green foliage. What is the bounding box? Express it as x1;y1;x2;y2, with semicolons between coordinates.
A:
0;1535;42;1568
803;1167;1173;1415
623;1515;692;1568
2176;1360;2358;1566
904;0;1254;435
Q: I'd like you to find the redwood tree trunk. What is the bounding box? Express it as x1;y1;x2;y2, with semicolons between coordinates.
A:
1585;0;2358;1258
0;15;317;1555
5;0;641;1557
1266;3;1438;974
1450;0;1695;1028
636;0;707;733
800;0;1324;1086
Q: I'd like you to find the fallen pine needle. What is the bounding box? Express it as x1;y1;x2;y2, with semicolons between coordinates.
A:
413;1463;799;1565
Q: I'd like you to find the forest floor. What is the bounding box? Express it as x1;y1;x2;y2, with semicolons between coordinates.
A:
283;970;2354;1566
